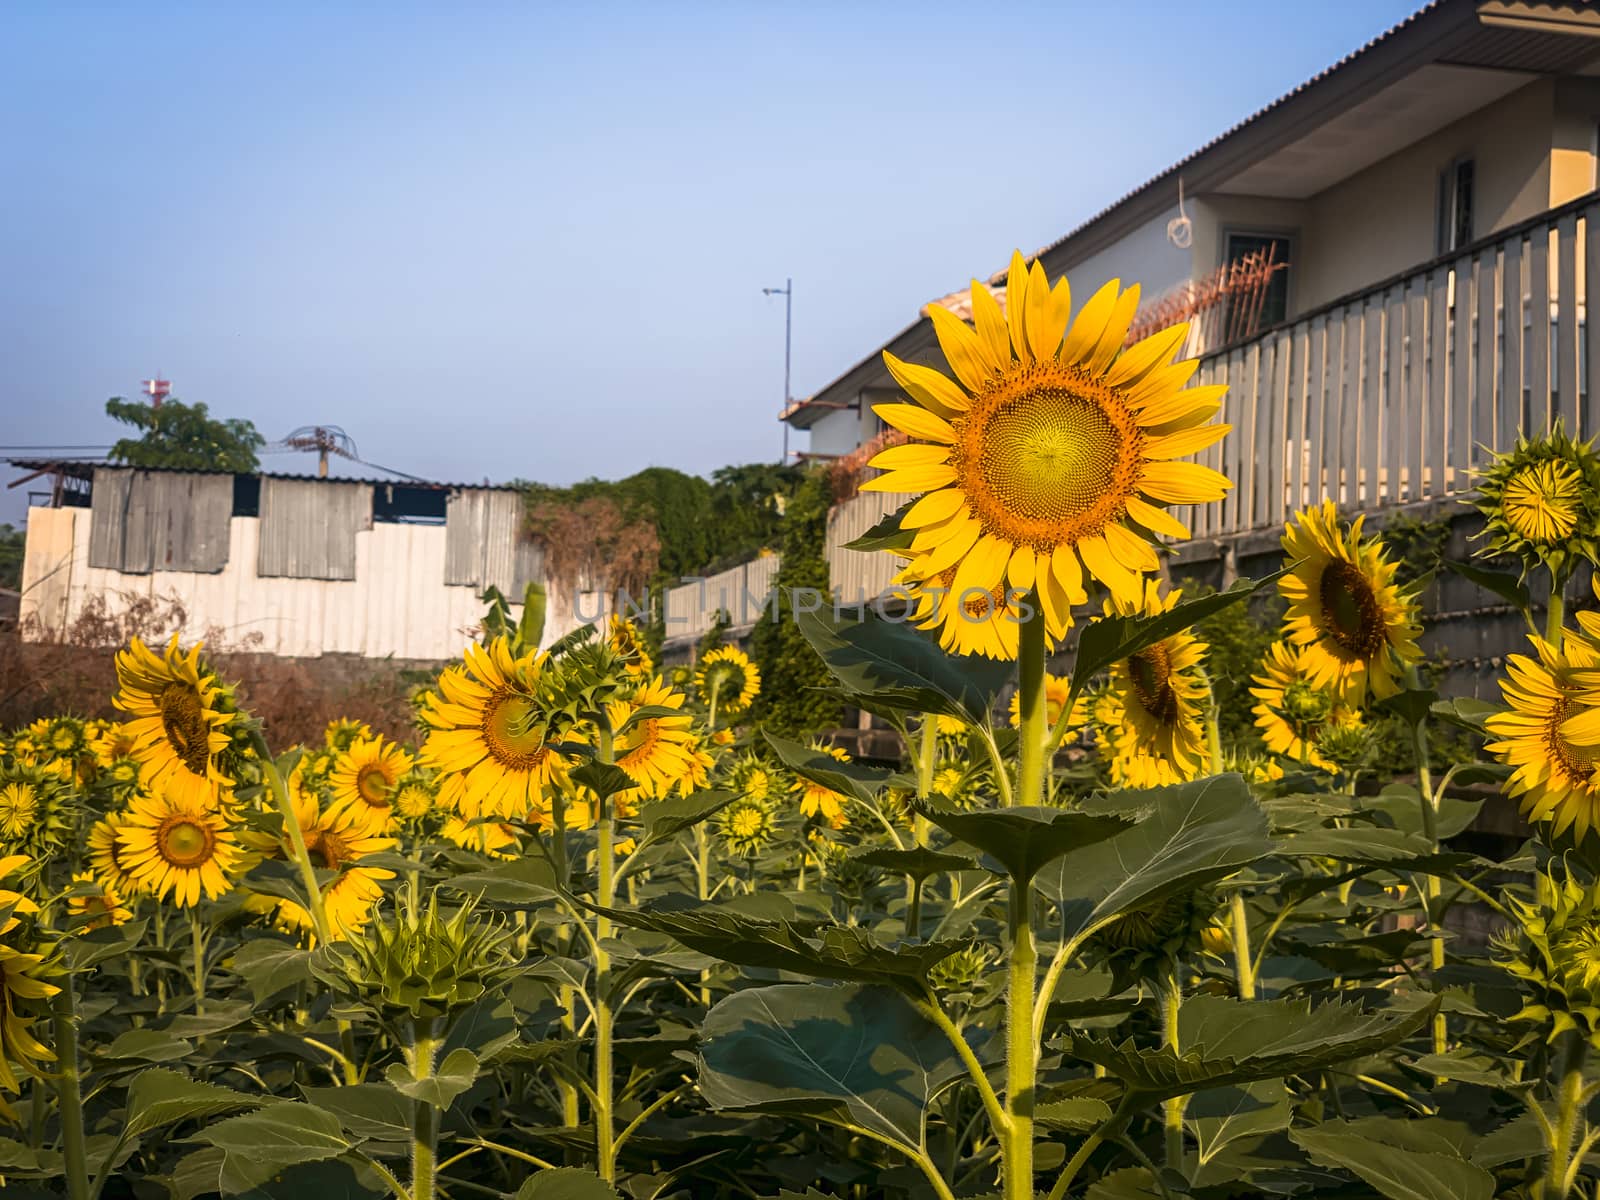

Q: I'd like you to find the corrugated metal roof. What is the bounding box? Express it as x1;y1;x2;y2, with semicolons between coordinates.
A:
5;457;521;493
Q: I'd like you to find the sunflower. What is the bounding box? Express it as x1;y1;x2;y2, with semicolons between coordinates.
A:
1486;634;1600;840
727;754;775;804
1008;671;1083;730
67;871;132;931
113;636;236;807
1093;583;1209;780
118;784;243;907
0;769;72;860
675;741;717;799
440;815;521;860
1279;501;1422;704
324;718;374;753
43;717;87;761
1474;422;1600;578
863;251;1231;651
0;857;39;933
420;639;568;821
607;616;655;678
90;722;139;767
716;793;778;858
931;764;982;810
328;735;415;831
606;677;700;800
696;646;761;717
1249;641;1351;772
792;743;851;828
0;940;59;1093
87;813;137;898
286;798;396;940
392;772;438;822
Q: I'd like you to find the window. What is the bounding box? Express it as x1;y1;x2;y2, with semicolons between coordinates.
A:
1436;158;1474;255
1223;232;1291;338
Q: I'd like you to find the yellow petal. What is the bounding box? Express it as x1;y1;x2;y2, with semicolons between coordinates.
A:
902;489;965;529
950;534;1009;607
969;281;1012;375
1127;359;1201;406
1046;278;1073;354
1078;534;1140;603
1125;496;1191;539
1051;543;1088;605
861;464;959;493
874;403;955;443
912;510;974;551
869;443;952;470
1038;566;1073;641
1139;461;1233;505
1025;260;1070;362
1086;284;1141;375
1006;251;1033;366
1562;707;1600;745
1144;399;1224;436
1008;546;1037;593
1136;383;1229;427
1058;278;1120;366
1102;522;1160;572
911;516;983;577
883;351;970;416
1107;323;1191;388
928;304;995;394
1143;422;1232;460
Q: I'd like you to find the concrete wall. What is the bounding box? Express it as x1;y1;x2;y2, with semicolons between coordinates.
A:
18;505;526;661
1056;205;1194;306
806;405;878;458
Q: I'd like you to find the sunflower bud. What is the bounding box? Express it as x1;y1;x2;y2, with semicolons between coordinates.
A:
1496;869;1600;1046
927;943;995;996
1474;422;1600;580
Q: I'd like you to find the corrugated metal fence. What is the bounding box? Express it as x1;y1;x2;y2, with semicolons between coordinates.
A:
258;479;372;581
88;469;232;573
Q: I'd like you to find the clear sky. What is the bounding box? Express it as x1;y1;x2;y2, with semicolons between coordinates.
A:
0;0;1423;525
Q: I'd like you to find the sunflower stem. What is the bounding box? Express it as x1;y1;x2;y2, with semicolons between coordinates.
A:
408;1015;438;1200
1548;1032;1588;1198
1160;964;1186;1174
593;727;618;1182
1229;890;1256;1001
187;908;206;1015
52;976;88;1200
1003;876;1037;1200
1198;668;1224;775
1402;664;1447;1059
1547;562;1571;648
1016;596;1048;811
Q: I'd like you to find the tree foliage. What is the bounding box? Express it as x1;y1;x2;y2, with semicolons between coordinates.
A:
750;469;842;736
105;397;264;473
0;523;23;591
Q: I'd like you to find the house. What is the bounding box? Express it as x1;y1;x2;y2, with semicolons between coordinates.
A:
784;0;1600;558
11;461;542;661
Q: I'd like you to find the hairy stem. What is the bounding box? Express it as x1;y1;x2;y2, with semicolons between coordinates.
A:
1161;965;1185;1174
1548;1033;1588;1198
52;978;88;1200
1229;890;1255;1001
1016;599;1047;810
1004;878;1037;1200
594;728;618;1182
409;1016;438;1200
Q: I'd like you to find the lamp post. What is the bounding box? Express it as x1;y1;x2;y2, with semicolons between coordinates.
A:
762;278;792;463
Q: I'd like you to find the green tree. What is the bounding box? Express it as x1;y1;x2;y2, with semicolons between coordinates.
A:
750;469;843;737
0;523;23;591
105;397;264;473
705;462;803;573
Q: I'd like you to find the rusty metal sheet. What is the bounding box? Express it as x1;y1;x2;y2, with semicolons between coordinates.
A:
257;477;371;580
88;467;231;574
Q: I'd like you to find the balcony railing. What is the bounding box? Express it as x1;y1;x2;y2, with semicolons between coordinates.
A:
1188;188;1600;539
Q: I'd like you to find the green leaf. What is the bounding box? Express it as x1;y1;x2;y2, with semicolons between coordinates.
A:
513;1167;623;1199
1188;1080;1291;1168
519;580;548;652
440;857;560;907
302;1084;413;1142
224;939;313;1006
1073;573;1282;685
189;1102;351;1194
1381;687;1438;729
765;733;896;807
66;920;148;971
795;604;1012;725
384;1048;480;1110
1039;775;1274;939
99;1029;190;1063
1443;558;1530;610
850;846;976;881
1470;1111;1544;1167
587;900;965;984
1291;1119;1494;1200
699;981;986;1149
1430;697;1504;735
1277;825;1439;865
121;1069;263;1140
1064;995;1438;1102
915;803;1131;885
638;789;736;845
843;500;917;552
1035;1098;1114;1132
570;761;640;801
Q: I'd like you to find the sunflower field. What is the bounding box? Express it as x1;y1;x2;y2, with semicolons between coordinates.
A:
10;253;1600;1200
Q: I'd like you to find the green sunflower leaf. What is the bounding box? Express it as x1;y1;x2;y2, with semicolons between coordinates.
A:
765;733;896;806
913;803;1131;885
569;761;640;801
1442;558;1530;611
514;1168;623;1199
1290;1117;1494;1200
120;1068;266;1140
850;846;976;881
842;500;918;552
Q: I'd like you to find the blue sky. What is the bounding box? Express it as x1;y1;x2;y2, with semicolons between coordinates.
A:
0;0;1422;525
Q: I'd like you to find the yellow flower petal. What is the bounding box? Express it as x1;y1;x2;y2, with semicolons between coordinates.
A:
902;489;966;529
1006;251;1033;366
883;351;970;416
1126;496;1191;539
1107;323;1190;388
861;465;959;493
1144;422;1232;460
1051;543;1088;605
874;403;955;443
1025;260;1070;362
1008;546;1037;593
1140;461;1233;505
1086;284;1141;374
927;304;995;393
869;443;952;470
1078;533;1140;603
1103;522;1160;572
1059;278;1120;366
969;280;1012;376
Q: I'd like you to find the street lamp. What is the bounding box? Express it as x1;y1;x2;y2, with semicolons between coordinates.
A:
762;278;792;463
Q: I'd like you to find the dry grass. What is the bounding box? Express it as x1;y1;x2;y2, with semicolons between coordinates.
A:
1;589;422;748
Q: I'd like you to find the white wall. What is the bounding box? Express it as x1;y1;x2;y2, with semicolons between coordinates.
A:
1052;206;1196;311
19;506;521;661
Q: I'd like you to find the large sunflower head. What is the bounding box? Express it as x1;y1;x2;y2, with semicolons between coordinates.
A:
863;252;1231;655
898;561;1030;660
1091;583;1209;782
328;735;415;832
1007;671;1082;731
86;813;137;898
1474;422;1600;578
1278;501;1423;704
1486;633;1600;841
696;646;761;717
419;639;568;821
112;636;237;806
604;677;700;801
117;782;244;908
285;797;396;941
